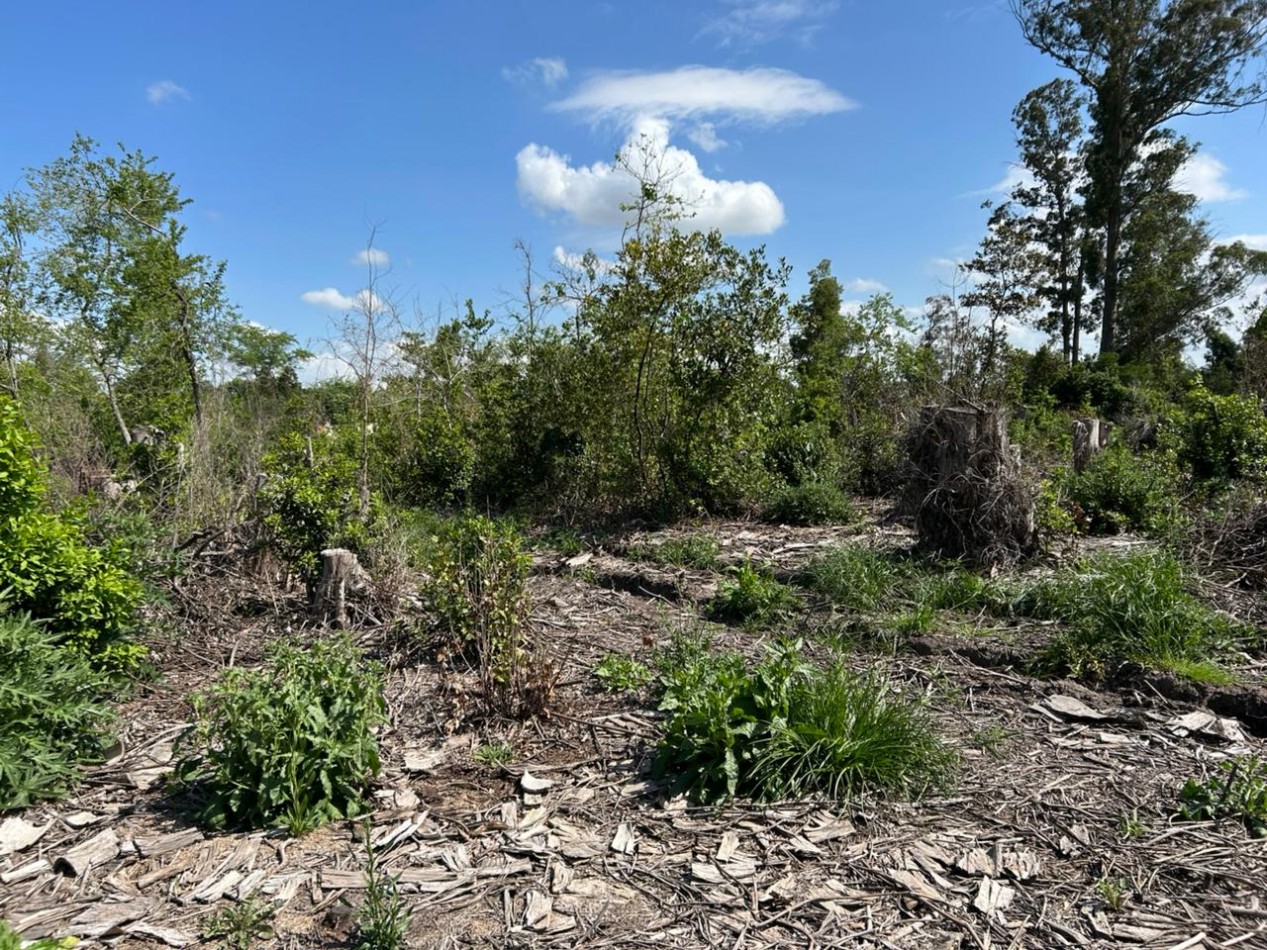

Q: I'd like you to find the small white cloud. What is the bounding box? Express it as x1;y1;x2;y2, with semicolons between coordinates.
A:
517;116;785;235
503;57;569;88
147;80;189;105
300;287;387;313
844;278;887;294
1176;153;1246;203
972;163;1037;197
702;0;839;47
687;122;727;153
550;65;853;128
351;248;390;267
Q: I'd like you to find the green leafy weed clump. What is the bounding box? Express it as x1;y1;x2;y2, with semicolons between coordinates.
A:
1179;755;1267;837
177;634;385;834
707;560;798;626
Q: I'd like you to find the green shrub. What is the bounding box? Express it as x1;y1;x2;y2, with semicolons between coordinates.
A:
593;652;653;692
764;481;857;526
258;431;376;586
652;632;954;804
177;634;385;834
0;396;144;666
202;895;276;949
0;613;112;808
420;515;552;718
0;920;76;950
707;560;797;626
631;534;720;569
1064;441;1182;536
1178;755;1267;837
1023;550;1242;680
1178;383;1267;486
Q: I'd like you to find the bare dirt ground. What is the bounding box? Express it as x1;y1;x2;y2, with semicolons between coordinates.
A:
3;513;1267;950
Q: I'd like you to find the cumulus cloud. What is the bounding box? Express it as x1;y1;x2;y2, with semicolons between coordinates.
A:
687;122;727;153
147;80;189;105
1221;234;1267;251
351;248;390;267
702;0;839;47
550;66;853;128
844;278;888;295
972;163;1037;197
517;117;785;235
503;57;569;88
300;287;386;313
1175;153;1246;203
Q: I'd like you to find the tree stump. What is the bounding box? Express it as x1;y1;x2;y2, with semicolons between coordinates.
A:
904;404;1036;565
1072;417;1104;473
312;548;369;626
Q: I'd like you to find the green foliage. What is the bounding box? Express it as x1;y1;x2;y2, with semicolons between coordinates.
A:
652;631;954;804
0;397;143;664
420;516;551;718
707;560;797;626
1178;755;1267;837
764;481;857;526
356;819;412;950
1023;550;1242;680
0;614;111;808
177;635;385;834
472;741;514;767
593;652;653;693
1177;383;1267;485
0;920;77;950
631;534;720;569
258;431;374;585
1063;441;1182;536
201;896;276;950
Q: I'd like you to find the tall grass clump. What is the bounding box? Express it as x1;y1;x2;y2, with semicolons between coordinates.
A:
652;630;954;804
632;534;720;569
798;546;910;612
1024;549;1243;681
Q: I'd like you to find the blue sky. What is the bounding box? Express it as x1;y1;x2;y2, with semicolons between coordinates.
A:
3;0;1265;359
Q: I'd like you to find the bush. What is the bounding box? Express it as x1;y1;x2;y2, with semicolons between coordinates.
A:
707;560;798;626
0;613;112;808
1178;383;1267;486
177;634;385;834
1063;441;1182;536
258;431;376;586
0;397;143;667
764;481;857;526
653;632;954;803
1023;550;1243;681
421;515;553;718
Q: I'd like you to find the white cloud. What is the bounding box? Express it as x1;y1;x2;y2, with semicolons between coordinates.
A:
517;116;785;235
550;66;853;128
351;248;390;267
147;80;189;105
844;278;887;294
300;287;386;313
503;57;569;88
972;163;1037;197
702;0;839;47
1220;234;1267;251
552;245;617;274
687;122;727;153
1176;153;1246;203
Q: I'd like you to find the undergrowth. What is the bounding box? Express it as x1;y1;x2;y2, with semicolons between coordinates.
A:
631;534;721;569
176;634;385;834
1178;755;1267;837
707;560;798;626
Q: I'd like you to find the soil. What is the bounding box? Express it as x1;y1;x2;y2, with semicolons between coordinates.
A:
2;512;1266;949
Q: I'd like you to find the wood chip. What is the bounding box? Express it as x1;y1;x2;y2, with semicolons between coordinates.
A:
520;771;554;793
610;822;637;855
973;877;1016;917
1;858;52;884
524;890;553;929
62;811;102;829
56;828;120;877
124;921;196;947
134;828;205;858
68;899;152;938
0;817;50;856
1038;695;1107;721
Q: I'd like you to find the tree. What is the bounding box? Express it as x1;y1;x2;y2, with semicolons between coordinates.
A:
962;202;1043;377
1012;0;1267;355
0;192;45;400
789;260;849;432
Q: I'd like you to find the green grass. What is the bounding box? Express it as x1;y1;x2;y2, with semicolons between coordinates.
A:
798;546;910;612
473;741;514;767
764;481;857;526
632;534;721;569
1019;550;1244;681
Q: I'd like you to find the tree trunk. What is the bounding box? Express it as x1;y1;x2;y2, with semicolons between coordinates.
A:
1072;417;1103;473
312;547;368;626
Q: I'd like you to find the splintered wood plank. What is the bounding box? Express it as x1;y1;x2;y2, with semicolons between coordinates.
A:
0;817;50;856
56;828;120;877
134;828;205;859
67;899;153;938
1;859;51;885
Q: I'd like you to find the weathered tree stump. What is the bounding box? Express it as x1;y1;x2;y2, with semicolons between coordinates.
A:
904;404;1036;565
1072;417;1105;473
312;547;370;626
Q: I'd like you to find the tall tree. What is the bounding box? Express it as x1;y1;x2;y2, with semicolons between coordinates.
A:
789;260;849;432
1012;0;1267;356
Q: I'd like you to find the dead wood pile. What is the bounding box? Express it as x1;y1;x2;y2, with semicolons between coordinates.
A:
904;404;1037;566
